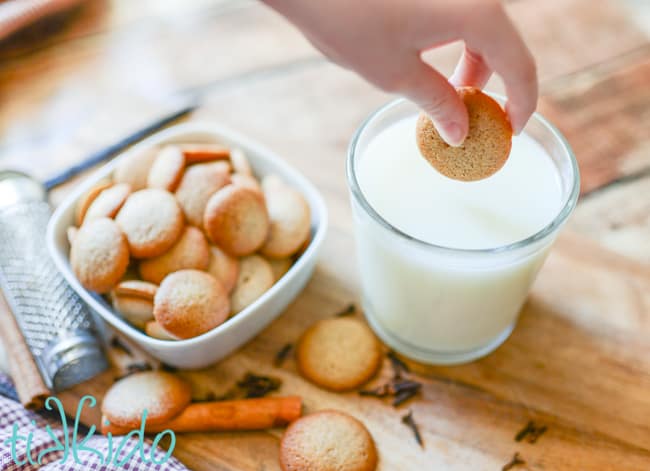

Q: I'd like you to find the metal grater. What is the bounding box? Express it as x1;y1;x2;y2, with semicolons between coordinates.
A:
0;171;107;390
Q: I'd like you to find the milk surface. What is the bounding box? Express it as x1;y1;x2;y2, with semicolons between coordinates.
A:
358;116;562;249
352;115;564;358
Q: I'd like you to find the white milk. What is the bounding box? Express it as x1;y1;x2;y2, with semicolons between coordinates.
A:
353;115;563;360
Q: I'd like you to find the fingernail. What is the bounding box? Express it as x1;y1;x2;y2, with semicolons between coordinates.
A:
439;122;464;147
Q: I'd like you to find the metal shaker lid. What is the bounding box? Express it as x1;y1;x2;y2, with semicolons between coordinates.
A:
0;171;46;210
40;330;108;391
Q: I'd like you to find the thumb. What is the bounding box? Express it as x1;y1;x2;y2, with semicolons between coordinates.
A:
403;62;468;146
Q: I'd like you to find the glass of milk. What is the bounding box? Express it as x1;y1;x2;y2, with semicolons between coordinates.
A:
347;96;579;365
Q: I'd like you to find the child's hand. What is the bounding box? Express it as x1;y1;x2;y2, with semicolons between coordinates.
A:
263;0;537;146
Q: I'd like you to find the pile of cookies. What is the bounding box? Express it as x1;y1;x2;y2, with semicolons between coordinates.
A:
68;142;311;340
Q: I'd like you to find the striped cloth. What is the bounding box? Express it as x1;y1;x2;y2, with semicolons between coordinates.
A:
0;373;188;470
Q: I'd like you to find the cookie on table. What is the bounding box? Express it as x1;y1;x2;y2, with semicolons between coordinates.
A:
115;189;184;258
83;183;131;224
139;226;210;284
180;144;230;164
147;146;186;191
154;269;230;339
296;317;382;391
113;147;158;191
207;245;239;294
260;177;311;259
229;255;274;314
71;218;129;293
280;410;377;471
416;87;512;181
175;161;231;227
145;320;179;340
74;179;113;226
101;371;191;428
203;185;269;256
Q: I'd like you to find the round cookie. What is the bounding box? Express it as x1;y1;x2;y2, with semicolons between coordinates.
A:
260;180;311;259
175;161;231;227
229;255;274;314
267;256;292;282
112;294;154;329
203;185;269;256
147;146;185;191
207;245;239;294
115;189;184;258
296;318;382;391
181;144;230;164
114;280;157;300
231;173;262;194
70;218;129;293
114;147;158;191
83;183;131;224
229;148;252;175
280;410;377;471
74;179;113;226
66;226;78;246
139;226;210;284
145;320;179;340
101;371;191;428
154;269;230;339
415;87;512;181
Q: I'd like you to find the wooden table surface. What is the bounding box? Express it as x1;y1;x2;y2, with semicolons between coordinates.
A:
1;1;649;470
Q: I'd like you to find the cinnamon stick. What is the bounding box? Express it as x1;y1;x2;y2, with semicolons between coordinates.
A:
0;289;50;409
101;396;302;435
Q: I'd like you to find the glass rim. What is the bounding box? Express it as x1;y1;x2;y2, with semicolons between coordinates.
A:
346;95;581;256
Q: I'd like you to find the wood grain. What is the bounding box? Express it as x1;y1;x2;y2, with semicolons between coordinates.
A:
57;232;650;470
0;0;648;469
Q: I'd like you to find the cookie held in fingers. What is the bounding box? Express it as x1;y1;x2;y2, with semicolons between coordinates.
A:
101;371;191;429
207;245;239;293
229;255;274;314
260;179;311;259
74;179;112;226
416;87;512;181
147;146;185;191
280;410;378;471
203;185;269;256
139;226;210;284
71;218;129;293
296;318;382;391
154;270;230;339
175;161;231;227
83;183;131;224
114;147;158;191
115;189;184;258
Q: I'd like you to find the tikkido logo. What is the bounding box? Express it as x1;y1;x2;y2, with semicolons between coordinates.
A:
2;395;175;467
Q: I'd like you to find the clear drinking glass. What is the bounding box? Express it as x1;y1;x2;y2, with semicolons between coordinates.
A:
347;97;580;365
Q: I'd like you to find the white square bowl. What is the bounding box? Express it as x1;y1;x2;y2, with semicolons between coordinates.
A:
47;122;328;369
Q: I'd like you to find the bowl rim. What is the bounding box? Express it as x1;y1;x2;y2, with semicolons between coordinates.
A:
47;121;328;350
